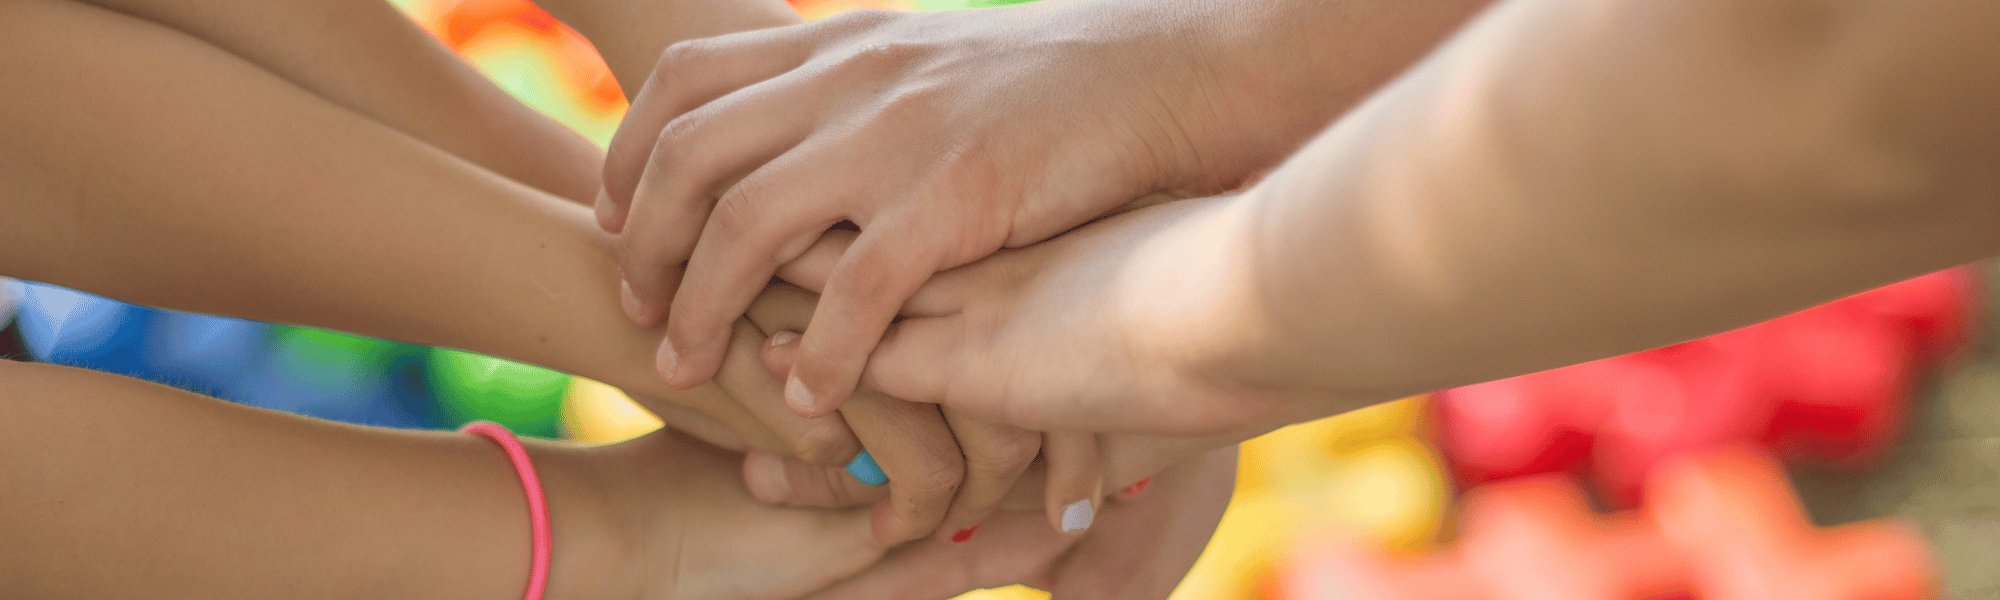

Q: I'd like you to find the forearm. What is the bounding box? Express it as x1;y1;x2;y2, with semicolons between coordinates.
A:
0;360;630;599
0;0;719;410
532;0;799;93
72;0;604;202
1205;0;2000;409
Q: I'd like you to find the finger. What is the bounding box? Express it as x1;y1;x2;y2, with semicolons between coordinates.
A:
859;315;968;412
616;78;819;327
840;393;966;545
1043;431;1104;534
1110;477;1154;502
789;224;951;417
1048;446;1240;600
600;27;822;230
754;299;972;544
742;449;890;508
931;410;1041;544
777;229;972;318
714;315;863;465
657;141;858;391
626;383;793;457
773;229;856;293
640;398;746;452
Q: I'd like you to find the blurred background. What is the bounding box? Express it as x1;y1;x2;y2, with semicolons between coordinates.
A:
3;0;1994;597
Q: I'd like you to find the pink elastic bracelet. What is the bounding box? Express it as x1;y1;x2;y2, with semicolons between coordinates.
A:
461;421;551;600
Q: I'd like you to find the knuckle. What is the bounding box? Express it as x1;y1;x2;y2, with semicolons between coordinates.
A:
644;134;694;189
655;40;709;78
709;185;769;238
903;456;965;497
835;40;928;76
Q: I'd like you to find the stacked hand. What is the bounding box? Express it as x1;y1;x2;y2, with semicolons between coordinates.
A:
599;0;1338;417
586;0;1491;595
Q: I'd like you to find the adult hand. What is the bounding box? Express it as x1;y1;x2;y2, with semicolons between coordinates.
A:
599;0;1340;419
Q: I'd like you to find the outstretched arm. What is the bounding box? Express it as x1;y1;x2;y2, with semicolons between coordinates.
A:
0;0;825;457
72;0;605;202
846;0;2000;440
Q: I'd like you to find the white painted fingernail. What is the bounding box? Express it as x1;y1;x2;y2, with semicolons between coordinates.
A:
770;330;800;347
1060;500;1094;533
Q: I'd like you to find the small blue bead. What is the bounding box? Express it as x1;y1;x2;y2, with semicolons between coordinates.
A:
845;450;888;486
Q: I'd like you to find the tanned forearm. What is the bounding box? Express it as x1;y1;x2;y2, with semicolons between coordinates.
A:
0;359;632;599
71;0;605;202
0;0;767;429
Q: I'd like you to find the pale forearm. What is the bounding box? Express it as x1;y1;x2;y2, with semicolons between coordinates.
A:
1218;0;2000;405
0;361;629;599
1154;0;1494;190
532;0;800;94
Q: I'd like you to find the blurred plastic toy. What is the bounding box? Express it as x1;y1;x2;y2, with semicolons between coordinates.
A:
0;278;19;330
1176;397;1450;600
13;282;155;378
428;347;569;438
559;377;663;444
1285;447;1936;600
140;312;273;399
1435;268;1981;504
241;327;436;429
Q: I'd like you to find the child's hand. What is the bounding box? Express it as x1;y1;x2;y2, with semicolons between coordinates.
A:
744;286;1086;544
598;0;1319;418
791;446;1238;600
562;428;887;600
777;195;1304;441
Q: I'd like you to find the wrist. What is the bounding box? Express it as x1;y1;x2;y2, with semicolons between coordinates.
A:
525;442;645;600
1112;196;1296;424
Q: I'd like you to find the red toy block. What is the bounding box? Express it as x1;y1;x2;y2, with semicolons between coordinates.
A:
1646;448;1935;600
1284;449;1936;600
1434;268;1981;504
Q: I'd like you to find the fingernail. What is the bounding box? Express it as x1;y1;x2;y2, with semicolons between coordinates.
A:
1060;500;1094;533
845;450;888;486
770;330;800;347
745;452;791;502
620;279;645;324
1123;478;1152;496
786;375;817;415
656;340;681;383
951;525;980;543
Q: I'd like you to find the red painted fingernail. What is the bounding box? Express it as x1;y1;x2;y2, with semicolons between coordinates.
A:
951;525;979;543
1123;478;1152;495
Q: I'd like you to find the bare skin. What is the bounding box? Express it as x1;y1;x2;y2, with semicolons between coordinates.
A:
597;0;1496;421
0;0;1234;594
832;0;2000;459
